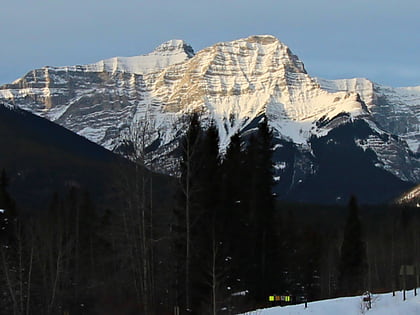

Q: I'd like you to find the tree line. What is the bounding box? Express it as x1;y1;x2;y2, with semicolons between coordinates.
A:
0;114;419;314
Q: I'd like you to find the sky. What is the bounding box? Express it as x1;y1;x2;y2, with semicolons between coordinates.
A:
1;0;419;87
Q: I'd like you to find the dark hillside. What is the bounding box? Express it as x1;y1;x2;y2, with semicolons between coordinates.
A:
286;120;414;204
0;104;173;212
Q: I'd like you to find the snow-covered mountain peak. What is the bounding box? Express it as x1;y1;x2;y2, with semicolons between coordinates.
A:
210;35;307;74
143;35;365;147
0;35;418;185
34;39;195;76
151;39;195;58
0;35;371;148
83;40;193;74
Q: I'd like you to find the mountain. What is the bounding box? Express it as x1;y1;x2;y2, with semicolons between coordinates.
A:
316;77;420;181
0;35;418;204
0;103;171;212
316;77;420;154
0;102;124;211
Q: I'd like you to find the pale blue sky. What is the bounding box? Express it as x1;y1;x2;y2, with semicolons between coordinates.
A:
1;0;419;86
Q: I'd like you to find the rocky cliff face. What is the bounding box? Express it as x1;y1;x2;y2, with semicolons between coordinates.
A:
0;35;418;202
316;77;420;182
0;36;367;147
316;77;420;153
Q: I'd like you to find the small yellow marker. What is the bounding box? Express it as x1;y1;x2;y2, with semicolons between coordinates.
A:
269;295;275;301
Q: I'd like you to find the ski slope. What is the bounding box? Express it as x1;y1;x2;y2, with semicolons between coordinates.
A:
242;289;420;315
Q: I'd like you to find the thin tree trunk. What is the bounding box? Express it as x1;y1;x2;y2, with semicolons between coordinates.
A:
26;241;34;315
391;222;396;296
149;175;155;309
185;160;191;312
1;246;18;315
366;240;371;291
212;227;217;315
261;229;267;298
48;248;62;315
141;170;150;315
74;198;80;307
18;224;24;314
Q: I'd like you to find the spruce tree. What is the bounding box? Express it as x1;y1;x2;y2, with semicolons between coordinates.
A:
196;122;220;213
195;122;231;313
0;169;18;314
0;169;17;243
173;113;203;313
221;132;245;212
243;117;276;302
220;132;248;295
338;195;368;295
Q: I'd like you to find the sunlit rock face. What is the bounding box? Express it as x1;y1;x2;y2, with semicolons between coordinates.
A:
316;77;420;154
1;35;419;192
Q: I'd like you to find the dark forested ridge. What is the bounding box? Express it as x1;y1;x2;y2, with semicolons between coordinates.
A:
0;104;172;212
0;108;419;314
279;119;414;204
0;103;119;211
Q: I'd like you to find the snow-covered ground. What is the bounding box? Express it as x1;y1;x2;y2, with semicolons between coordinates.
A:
242;289;420;315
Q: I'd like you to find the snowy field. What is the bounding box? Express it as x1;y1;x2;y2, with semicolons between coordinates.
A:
242;289;420;315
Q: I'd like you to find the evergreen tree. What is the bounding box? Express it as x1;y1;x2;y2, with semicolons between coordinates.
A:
0;169;17;243
221;132;245;213
243;118;276;302
193;122;221;244
195;121;221;215
194;122;231;313
338;195;368;295
0;169;19;314
172;113;203;313
220;132;248;297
